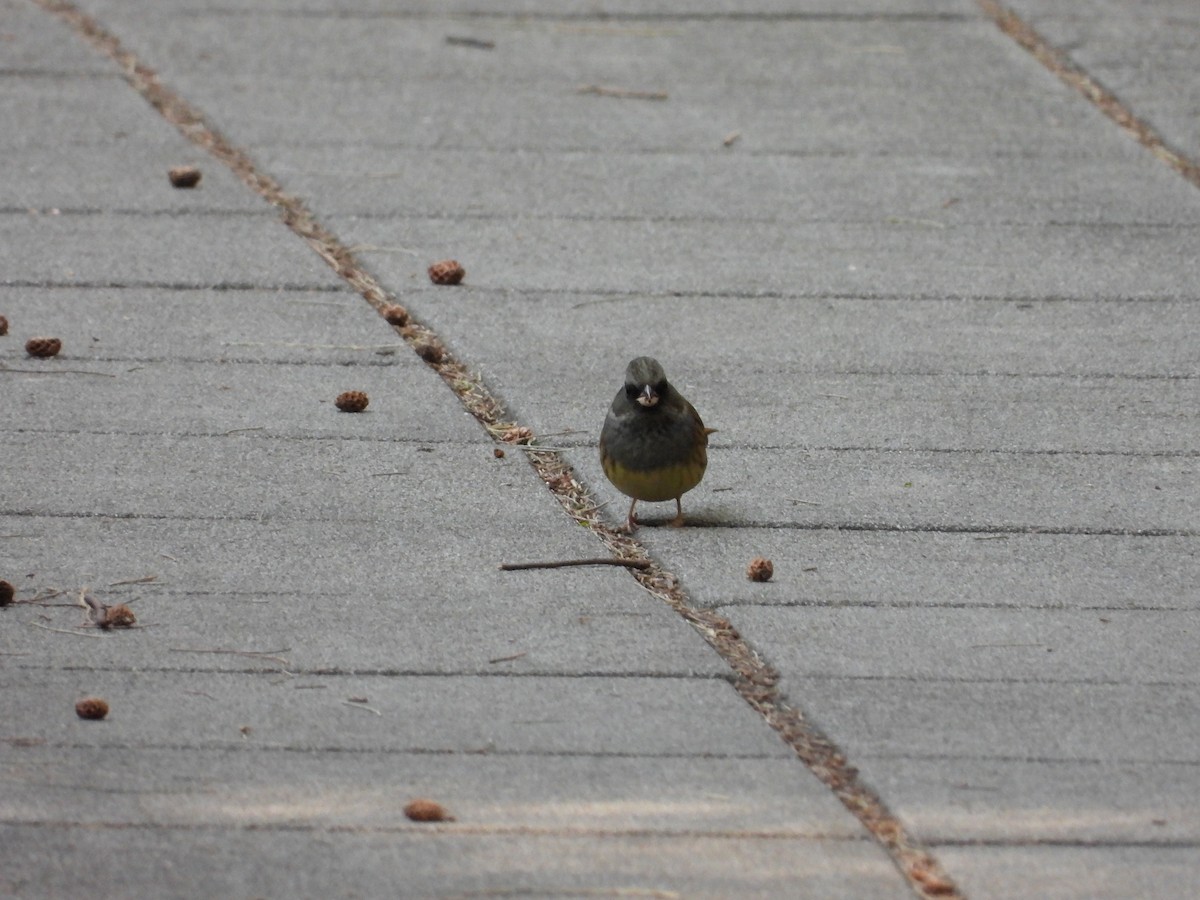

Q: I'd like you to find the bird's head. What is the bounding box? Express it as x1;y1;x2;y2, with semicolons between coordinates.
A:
624;356;669;409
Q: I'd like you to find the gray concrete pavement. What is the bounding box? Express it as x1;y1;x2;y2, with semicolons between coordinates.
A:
3;1;1198;898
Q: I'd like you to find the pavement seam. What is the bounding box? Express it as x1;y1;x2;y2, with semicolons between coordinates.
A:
1;820;871;842
35;1;962;896
978;0;1200;191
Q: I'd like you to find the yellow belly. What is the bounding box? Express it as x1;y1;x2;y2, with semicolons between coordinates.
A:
602;456;706;503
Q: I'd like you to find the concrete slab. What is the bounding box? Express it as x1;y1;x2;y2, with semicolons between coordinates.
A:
646;529;1200;612
771;677;1200;762
0;744;860;834
0;669;789;757
256;145;1200;225
0;0;113;75
1007;0;1200;159
5;139;268;213
13;0;1200;895
75;7;1140;160
563;444;1199;534
0;75;195;150
0;434;564;522
336;214;1200;299
722;606;1200;683
0;358;482;443
842;756;1200;843
82;0;972;17
0;825;908;900
0;513;730;678
937;845;1200;900
0;286;387;365
1;214;343;288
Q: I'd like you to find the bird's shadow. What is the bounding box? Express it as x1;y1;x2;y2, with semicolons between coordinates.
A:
631;512;725;530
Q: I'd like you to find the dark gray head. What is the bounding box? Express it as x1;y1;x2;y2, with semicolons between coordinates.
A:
623;356;670;409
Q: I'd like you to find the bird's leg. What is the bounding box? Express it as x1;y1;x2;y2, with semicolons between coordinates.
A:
668;498;686;528
624;498;640;533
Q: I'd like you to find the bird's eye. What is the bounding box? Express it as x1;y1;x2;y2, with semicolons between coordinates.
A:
625;385;640;400
654;380;668;396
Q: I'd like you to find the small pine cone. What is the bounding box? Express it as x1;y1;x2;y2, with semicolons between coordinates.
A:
0;315;8;335
335;390;369;413
381;304;410;326
747;557;774;582
404;798;454;822
168;165;202;188
75;697;110;720
413;338;444;364
0;580;14;607
427;259;465;285
101;604;137;629
25;337;62;358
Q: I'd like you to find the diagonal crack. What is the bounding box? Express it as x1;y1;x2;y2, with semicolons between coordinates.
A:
978;0;1200;191
34;0;962;895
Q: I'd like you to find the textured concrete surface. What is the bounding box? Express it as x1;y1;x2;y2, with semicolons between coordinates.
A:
3;0;1199;897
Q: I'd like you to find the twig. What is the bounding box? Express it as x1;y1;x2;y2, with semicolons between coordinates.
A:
222;426;265;436
371;470;410;477
499;558;651;571
787;498;822;507
221;341;397;351
577;84;669;101
445;35;495;49
29;622;103;638
488;651;529;664
343;700;383;716
108;575;158;587
170;647;291;666
283;298;350;307
345;242;420;255
26;588;68;603
0;366;117;377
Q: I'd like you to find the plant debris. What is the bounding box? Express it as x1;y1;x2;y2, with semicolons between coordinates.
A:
381;303;410;325
0;580;14;607
75;697;109;720
404;798;454;822
427;259;465;285
335;390;369;412
168;165;202;188
500;557;651;572
578;83;668;101
80;591;138;628
445;35;494;50
25;337;62;358
747;557;774;582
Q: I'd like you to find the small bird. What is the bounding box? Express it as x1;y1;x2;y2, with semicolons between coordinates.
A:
600;356;714;532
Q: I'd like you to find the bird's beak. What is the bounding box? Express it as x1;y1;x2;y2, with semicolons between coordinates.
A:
637;384;659;407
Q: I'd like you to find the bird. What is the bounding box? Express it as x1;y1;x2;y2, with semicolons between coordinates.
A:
599;356;714;532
